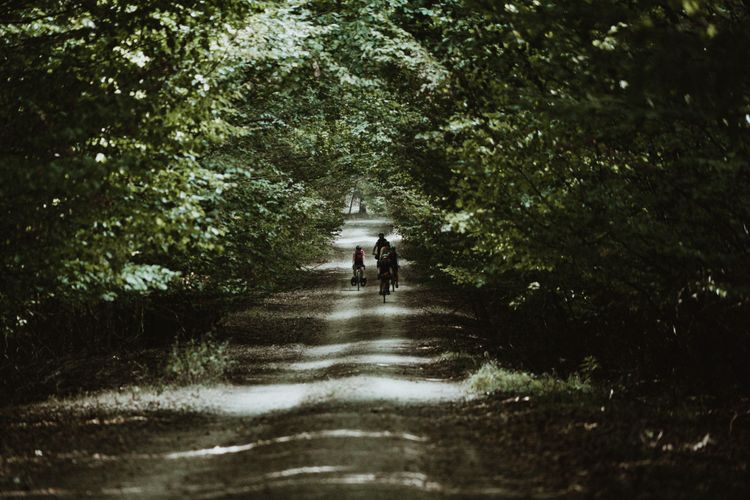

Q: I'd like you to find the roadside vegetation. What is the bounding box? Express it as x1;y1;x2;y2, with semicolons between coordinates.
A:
164;336;233;385
383;1;750;395
469;362;593;398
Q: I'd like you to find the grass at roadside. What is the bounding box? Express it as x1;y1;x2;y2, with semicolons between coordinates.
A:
468;361;593;397
164;336;234;385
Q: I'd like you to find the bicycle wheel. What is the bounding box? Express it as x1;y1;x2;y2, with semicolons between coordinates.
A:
357;269;361;291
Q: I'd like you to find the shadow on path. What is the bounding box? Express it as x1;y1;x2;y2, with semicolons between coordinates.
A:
3;218;553;498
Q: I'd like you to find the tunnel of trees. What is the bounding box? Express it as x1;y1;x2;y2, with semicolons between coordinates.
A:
2;0;750;394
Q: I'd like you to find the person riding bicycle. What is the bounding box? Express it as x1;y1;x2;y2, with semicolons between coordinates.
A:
377;243;393;295
352;245;366;277
373;233;388;260
389;245;399;288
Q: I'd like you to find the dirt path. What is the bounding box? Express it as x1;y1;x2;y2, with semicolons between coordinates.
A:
4;218;749;498
0;219;543;498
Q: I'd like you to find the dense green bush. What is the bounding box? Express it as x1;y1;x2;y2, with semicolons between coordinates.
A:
384;0;750;387
0;2;354;347
0;0;250;335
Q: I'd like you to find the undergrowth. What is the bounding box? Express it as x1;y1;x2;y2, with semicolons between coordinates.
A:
469;361;593;396
164;336;233;385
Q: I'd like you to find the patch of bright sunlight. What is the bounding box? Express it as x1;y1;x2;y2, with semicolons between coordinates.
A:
203;472;445;497
333;223;401;248
315;258;354;270
334;226;375;247
335;236;373;248
336;232;401;248
264;465;351;480
325;304;413;321
167;429;428;459
288;354;434;371
317;257;408;272
340;376;463;403
217;376;463;414
468;361;592;395
305;338;415;357
318;471;441;492
342;218;390;227
57;376;465;417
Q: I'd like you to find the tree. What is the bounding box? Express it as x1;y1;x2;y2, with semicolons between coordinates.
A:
382;0;750;383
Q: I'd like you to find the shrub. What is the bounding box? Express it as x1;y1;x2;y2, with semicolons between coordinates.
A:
164;336;233;385
469;361;592;396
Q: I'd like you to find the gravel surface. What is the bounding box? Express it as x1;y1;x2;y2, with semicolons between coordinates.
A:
1;219;749;498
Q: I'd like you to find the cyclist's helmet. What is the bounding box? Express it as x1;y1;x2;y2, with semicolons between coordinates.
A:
355;245;361;250
378;233;385;238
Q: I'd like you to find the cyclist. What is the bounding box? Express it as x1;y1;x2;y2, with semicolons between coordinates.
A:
352;245;366;279
377;243;393;295
373;232;388;261
389;245;399;288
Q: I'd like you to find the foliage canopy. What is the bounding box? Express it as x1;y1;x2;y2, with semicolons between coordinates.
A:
2;0;749;386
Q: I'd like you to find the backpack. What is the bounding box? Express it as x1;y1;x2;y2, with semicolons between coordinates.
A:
379;253;391;273
354;249;365;264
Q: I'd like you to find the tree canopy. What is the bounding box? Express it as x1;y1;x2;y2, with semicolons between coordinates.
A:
2;0;749;386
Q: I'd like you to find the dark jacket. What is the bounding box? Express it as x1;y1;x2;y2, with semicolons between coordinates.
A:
389;249;399;268
373;237;388;257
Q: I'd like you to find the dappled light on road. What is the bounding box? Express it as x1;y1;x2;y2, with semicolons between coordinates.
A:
325;304;413;321
166;429;428;459
48;218;469;417
9;218;486;498
0;219;590;500
288;354;435;371
216;376;464;414
305;338;421;357
62;375;465;417
315;258;355;271
300;471;442;492
333;221;401;250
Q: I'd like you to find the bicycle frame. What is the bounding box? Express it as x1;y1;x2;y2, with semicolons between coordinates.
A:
356;266;364;291
379;272;390;302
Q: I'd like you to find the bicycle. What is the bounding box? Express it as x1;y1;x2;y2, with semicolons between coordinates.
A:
379;271;391;303
350;265;366;291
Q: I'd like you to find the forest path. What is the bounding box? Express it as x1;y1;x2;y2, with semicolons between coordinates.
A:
1;219;557;498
